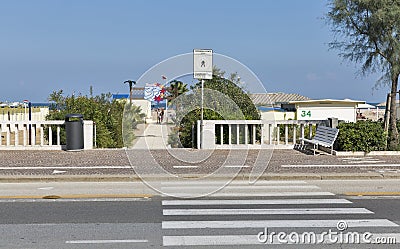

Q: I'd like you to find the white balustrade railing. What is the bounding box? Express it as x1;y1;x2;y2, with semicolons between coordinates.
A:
198;120;328;149
2;119;324;150
0;120;93;150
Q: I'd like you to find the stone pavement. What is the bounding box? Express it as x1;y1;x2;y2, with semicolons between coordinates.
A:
1;119;400;180
132;122;170;149
1;148;400;181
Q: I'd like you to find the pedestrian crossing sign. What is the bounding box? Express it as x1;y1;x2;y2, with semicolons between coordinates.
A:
193;49;213;79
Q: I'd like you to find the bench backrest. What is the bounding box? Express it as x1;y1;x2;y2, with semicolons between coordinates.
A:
313;126;339;146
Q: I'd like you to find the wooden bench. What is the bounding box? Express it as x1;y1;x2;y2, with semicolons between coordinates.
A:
299;126;339;155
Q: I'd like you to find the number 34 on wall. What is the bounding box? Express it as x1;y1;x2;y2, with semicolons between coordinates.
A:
301;110;311;118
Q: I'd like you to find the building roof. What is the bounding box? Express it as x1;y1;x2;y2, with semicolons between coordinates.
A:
289;99;365;104
249;93;310;106
357;103;376;109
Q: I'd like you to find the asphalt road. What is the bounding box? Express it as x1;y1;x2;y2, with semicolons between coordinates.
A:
1;180;400;248
0;198;399;248
0;198;162;248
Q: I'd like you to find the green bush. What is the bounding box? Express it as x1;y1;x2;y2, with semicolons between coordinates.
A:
46;90;144;148
336;120;386;152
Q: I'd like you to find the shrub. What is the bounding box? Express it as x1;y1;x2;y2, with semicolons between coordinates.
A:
336;120;386;152
46;90;144;148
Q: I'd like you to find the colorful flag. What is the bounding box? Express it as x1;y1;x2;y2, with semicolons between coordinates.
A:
144;83;165;102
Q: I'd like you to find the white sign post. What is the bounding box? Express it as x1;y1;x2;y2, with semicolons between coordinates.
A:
193;49;213;149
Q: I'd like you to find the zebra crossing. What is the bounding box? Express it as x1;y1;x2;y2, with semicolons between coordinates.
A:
161;180;399;247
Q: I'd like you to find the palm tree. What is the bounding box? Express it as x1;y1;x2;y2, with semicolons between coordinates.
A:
166;80;188;148
124;80;136;104
123;103;145;148
166;80;188;103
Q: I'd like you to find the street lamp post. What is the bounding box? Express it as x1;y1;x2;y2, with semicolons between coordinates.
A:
124;80;136;104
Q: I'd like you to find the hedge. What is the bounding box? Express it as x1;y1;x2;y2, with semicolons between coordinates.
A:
336;120;386;153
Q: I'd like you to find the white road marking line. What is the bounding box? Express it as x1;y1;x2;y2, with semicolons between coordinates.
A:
223;165;250;168
161;185;320;190
163;234;400;246
161;192;335;197
0;198;152;203
341;157;386;164
38;187;54;190
162;219;399;229
282;164;400;168
161;180;307;185
65;239;148;244
342;157;374;160
347;161;386;164
162;198;352;206
341;157;385;163
0;166;132;170
163;208;373;216
172;165;199;169
52;170;67;174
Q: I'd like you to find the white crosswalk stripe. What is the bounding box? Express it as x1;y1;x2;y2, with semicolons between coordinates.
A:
163;234;400;246
161;180;399;247
162;198;352;205
162;219;397;229
163;208;373;216
161;191;335;197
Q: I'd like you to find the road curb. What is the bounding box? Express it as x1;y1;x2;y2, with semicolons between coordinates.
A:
0;193;154;199
0;172;397;182
0;175;139;183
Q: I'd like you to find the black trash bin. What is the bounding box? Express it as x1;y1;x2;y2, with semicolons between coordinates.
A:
65;114;84;151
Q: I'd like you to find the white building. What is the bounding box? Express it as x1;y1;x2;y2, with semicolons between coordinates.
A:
289;99;365;122
112;91;151;121
260;110;295;121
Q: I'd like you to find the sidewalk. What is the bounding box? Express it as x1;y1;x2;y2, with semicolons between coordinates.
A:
1;148;400;181
1;119;400;181
131;122;170;149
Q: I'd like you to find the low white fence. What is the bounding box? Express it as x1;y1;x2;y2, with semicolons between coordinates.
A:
198;120;327;149
0;120;93;150
0;108;49;121
1;119;326;150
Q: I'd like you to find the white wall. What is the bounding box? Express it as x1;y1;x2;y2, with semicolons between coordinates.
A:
296;105;357;122
261;111;295;121
132;99;151;119
83;120;93;150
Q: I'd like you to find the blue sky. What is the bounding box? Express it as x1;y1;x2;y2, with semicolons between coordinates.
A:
0;0;388;103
